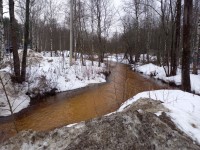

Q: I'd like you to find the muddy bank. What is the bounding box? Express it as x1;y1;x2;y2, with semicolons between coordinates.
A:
1;98;199;150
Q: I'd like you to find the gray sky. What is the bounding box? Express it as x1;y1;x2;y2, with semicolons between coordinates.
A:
3;0;124;35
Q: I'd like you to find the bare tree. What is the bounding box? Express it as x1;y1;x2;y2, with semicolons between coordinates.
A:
0;0;4;61
69;0;73;65
171;0;181;76
9;0;21;82
182;0;193;92
93;0;113;66
192;0;200;75
21;0;30;82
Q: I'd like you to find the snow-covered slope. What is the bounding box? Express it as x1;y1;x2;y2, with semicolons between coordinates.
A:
119;90;200;144
135;63;200;94
0;50;106;116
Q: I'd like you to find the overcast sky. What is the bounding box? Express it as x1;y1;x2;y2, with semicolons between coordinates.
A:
3;0;124;34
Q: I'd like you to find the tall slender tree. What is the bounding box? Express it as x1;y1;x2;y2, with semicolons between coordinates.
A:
9;0;21;82
69;0;73;66
171;0;181;76
21;0;30;82
192;15;200;75
0;0;4;61
192;0;200;75
182;0;193;92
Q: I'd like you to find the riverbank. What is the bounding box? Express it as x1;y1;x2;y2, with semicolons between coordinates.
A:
1;56;199;148
133;63;200;94
0;50;106;117
0;63;169;143
1;91;200;149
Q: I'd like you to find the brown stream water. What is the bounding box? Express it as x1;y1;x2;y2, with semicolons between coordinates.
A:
0;63;170;142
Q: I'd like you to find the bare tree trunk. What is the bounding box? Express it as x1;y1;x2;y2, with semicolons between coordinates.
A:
182;0;192;92
171;0;181;76
128;47;134;64
96;0;102;67
69;0;73;66
21;0;30;82
50;27;53;57
145;0;151;63
146;31;150;63
0;0;4;61
157;34;161;66
192;15;200;75
90;0;95;66
30;19;33;49
134;0;140;63
9;0;21;82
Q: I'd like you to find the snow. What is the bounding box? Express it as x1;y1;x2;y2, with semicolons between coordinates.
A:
118;90;200;144
29;55;106;93
106;53;157;65
0;50;106;116
135;63;200;94
0;72;30;116
139;54;157;62
1;51;200;146
135;63;165;77
106;53;129;64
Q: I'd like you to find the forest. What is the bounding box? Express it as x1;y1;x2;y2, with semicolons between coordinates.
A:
0;0;200;149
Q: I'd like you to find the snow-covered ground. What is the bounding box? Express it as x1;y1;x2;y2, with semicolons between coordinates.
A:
1;52;200;146
106;53;157;65
0;50;106;116
135;63;200;94
111;55;200;144
118;90;200;144
106;53;129;64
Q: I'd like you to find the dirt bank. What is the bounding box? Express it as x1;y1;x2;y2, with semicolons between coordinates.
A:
1;98;199;150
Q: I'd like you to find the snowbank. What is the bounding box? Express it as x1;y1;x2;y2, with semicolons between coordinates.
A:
106;54;157;65
118;90;200;144
106;53;129;64
135;63;200;94
1;90;200;149
0;50;106;116
0;71;30;116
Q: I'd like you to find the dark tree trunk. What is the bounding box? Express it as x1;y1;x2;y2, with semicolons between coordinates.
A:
21;0;30;82
9;0;21;82
0;0;4;61
171;0;181;76
182;0;192;92
192;0;199;75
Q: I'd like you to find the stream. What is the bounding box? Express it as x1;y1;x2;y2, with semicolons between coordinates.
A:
0;62;171;142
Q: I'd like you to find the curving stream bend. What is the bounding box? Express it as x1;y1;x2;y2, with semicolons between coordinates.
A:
0;62;170;142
